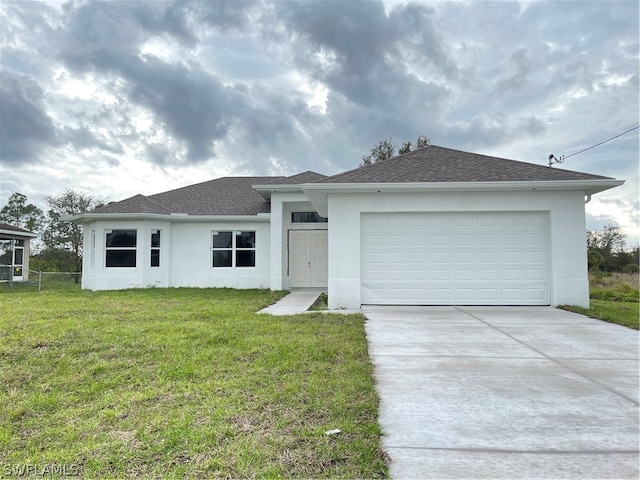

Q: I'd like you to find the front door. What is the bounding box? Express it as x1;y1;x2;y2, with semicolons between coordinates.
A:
289;230;328;288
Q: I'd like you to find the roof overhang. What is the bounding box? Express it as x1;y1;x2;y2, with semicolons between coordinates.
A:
0;228;38;238
301;179;625;217
63;213;271;223
252;184;304;199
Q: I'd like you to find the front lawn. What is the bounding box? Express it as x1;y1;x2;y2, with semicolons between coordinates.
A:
0;288;387;478
560;272;639;330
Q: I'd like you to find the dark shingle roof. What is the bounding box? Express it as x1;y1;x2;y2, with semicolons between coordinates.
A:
83;145;616;217
318;145;613;183
266;171;328;185
92;195;172;215
0;222;35;234
91;177;284;216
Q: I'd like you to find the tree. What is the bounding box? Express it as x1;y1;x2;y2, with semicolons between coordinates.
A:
587;250;604;272
587;224;625;257
0;192;45;232
360;135;430;167
586;224;636;272
40;189;105;275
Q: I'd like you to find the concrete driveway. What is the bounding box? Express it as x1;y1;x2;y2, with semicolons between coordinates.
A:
363;306;639;479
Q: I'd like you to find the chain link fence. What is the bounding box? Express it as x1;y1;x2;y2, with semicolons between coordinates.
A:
0;270;82;291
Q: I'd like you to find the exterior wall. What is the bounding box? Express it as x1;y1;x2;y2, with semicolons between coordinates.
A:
169;221;270;289
81;219;270;290
327;190;589;309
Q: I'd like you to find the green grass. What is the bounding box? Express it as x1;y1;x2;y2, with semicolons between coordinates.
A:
0;288;387;478
560;272;639;330
561;301;639;330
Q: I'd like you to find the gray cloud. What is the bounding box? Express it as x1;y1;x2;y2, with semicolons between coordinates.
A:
193;0;260;32
126;55;238;161
0;70;57;164
58;1;195;72
59;125;124;155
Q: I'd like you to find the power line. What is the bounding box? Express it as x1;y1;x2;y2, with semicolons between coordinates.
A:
548;125;639;167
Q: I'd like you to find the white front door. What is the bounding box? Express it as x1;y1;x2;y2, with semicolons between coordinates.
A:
289;230;328;288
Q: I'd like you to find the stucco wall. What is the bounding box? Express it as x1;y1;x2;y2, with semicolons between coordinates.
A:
81;219;270;290
326;190;589;309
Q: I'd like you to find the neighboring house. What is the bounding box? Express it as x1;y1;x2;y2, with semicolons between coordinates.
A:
66;145;623;308
0;223;38;282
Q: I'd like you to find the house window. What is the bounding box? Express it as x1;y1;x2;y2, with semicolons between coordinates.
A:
0;240;25;280
291;212;328;223
105;229;137;267
13;241;24;277
0;240;12;280
90;230;96;269
212;231;255;268
151;230;161;267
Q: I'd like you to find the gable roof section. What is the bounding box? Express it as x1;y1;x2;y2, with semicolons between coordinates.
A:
90;176;283;216
302;145;623;217
266;171;328;185
318;145;614;183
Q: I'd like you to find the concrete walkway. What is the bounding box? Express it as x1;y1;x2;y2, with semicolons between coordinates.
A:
258;289;361;315
257;289;324;315
363;306;639;479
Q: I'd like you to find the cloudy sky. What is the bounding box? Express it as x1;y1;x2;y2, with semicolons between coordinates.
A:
1;0;638;244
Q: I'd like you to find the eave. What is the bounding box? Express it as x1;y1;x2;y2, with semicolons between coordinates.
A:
301;179;625;217
252;184;304;199
0;229;38;238
63;213;271;223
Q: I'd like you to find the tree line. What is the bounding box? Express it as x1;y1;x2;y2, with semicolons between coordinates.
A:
0;190;104;274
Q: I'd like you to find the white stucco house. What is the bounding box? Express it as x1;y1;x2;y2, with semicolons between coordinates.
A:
66;145;623;308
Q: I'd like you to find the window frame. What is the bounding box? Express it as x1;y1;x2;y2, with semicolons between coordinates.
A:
291;211;328;223
212;230;256;268
150;229;161;268
105;229;137;268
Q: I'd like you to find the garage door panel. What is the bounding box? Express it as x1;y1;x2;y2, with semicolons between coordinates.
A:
502;270;522;281
431;234;450;246
524;269;545;281
361;212;549;305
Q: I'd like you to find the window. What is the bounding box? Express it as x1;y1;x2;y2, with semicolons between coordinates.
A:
0;240;24;280
13;244;23;277
105;229;137;267
291;212;327;223
151;230;161;267
90;230;96;269
212;231;255;268
0;240;12;281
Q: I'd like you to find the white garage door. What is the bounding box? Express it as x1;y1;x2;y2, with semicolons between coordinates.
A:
361;212;550;305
